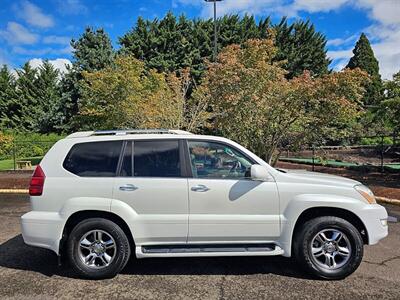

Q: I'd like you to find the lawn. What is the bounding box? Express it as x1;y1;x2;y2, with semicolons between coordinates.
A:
0;156;43;171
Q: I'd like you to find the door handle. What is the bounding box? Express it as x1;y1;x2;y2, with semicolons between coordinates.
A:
191;184;210;192
119;184;138;191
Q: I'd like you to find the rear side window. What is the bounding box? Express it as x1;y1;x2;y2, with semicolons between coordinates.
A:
133;140;181;177
63;141;122;177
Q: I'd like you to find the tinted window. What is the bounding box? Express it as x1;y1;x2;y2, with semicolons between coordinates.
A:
134;141;181;177
63;141;122;177
120;141;132;177
188;141;253;179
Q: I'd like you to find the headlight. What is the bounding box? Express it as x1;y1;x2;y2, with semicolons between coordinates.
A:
354;184;376;204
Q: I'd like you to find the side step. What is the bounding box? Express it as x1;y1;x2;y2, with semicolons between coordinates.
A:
137;243;284;258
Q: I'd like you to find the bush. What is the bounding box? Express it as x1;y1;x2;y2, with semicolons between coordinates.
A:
0;130;65;160
359;136;393;145
0;132;14;159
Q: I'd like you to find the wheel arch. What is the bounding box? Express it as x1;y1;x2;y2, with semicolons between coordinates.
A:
60;210;135;256
292;207;369;247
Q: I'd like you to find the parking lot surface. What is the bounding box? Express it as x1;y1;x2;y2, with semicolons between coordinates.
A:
0;194;399;299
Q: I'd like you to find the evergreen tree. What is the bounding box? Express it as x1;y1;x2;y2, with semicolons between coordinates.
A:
0;65;18;128
274;18;330;78
16;63;38;131
71;27;114;72
119;13;329;81
34;61;61;133
346;33;382;105
59;27;115;131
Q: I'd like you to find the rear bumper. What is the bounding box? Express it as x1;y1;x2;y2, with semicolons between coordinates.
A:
21;211;64;254
358;204;388;245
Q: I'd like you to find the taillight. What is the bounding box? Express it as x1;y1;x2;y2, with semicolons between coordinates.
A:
29;165;46;196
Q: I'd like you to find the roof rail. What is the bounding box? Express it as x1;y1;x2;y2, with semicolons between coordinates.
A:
66;129;193;138
92;129;193;136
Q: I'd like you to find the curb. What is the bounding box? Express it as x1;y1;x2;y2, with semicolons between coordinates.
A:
376;196;400;206
0;189;29;194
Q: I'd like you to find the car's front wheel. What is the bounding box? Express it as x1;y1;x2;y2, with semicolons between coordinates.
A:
294;216;363;280
67;218;131;279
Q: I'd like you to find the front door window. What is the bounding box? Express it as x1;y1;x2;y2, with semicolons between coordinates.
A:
188;141;253;179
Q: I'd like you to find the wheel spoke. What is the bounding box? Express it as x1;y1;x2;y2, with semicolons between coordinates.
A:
317;232;328;243
85;253;96;265
104;239;115;249
312;246;324;257
80;238;92;249
324;253;336;268
103;253;112;263
337;246;350;257
331;231;342;242
99;255;108;266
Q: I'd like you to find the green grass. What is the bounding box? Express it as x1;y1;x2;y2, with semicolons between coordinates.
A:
0;156;43;171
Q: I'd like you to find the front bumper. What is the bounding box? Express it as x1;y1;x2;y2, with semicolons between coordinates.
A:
358;204;388;245
21;211;64;254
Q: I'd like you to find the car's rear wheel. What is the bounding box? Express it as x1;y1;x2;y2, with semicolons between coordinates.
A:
67;218;131;279
294;216;363;280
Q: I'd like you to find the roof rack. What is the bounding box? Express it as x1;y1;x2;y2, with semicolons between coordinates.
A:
67;129;192;138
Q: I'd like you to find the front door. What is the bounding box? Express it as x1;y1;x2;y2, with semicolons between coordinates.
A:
112;139;189;245
187;140;280;243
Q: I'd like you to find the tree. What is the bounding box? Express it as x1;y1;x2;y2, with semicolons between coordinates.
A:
15;63;39;131
377;71;400;144
346;33;382;105
77;55;185;130
58;27;115;131
274;18;330;78
200;39;367;163
34;61;62;133
119;14;329;82
0;65;18;128
70;27;114;72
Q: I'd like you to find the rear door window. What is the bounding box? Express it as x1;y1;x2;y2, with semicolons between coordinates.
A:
63;141;122;177
133;140;181;177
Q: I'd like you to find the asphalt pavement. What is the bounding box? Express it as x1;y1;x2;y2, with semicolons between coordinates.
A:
0;194;399;299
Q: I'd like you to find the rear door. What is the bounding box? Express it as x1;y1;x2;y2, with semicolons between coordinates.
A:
112;139;189;245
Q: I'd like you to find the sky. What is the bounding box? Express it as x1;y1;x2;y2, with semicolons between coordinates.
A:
0;0;399;79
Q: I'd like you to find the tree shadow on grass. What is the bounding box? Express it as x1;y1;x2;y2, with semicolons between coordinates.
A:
0;235;315;280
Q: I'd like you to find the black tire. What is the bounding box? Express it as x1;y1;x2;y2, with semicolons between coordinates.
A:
293;216;363;280
67;218;131;279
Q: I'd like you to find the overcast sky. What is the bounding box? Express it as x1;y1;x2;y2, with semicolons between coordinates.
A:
0;0;399;79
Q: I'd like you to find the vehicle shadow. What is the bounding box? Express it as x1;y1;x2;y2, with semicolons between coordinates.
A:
0;235;315;280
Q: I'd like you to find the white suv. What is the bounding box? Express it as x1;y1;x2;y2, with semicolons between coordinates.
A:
21;129;388;279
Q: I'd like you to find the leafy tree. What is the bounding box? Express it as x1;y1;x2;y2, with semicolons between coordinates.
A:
0;65;18;128
346;33;382;105
77;55;185;129
377;71;400;143
200;39;367;163
274;18;330;78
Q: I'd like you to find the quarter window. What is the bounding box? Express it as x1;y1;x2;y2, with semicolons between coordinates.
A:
63;141;122;177
133;140;181;177
188;141;253;179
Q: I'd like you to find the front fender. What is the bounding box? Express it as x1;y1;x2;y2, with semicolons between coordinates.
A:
279;194;367;257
